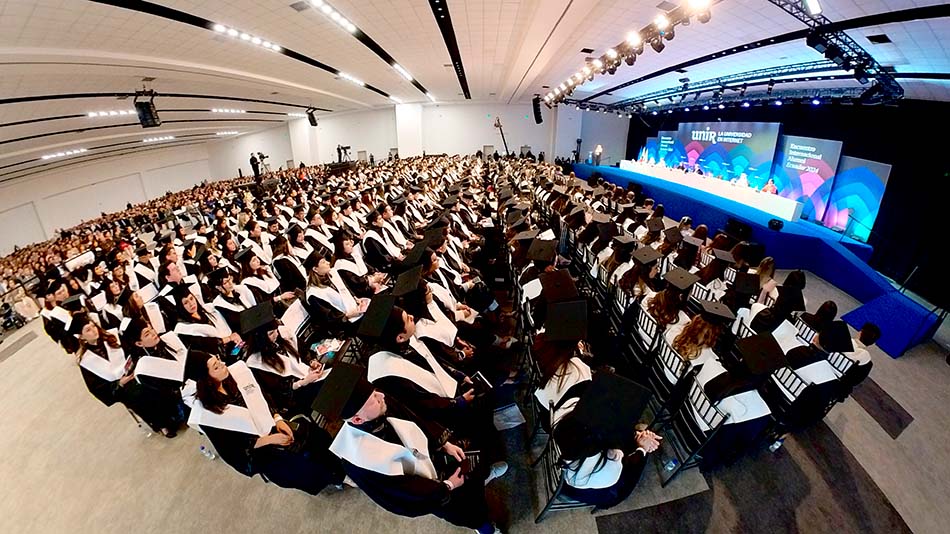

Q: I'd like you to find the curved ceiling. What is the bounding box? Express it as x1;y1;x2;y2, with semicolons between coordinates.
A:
1;0;948;180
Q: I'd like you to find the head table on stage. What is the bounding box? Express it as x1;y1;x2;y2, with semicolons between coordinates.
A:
618;160;804;222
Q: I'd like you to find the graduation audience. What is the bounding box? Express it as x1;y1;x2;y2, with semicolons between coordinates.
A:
22;153;883;531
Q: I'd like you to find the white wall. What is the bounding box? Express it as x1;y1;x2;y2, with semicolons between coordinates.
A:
314;108;398;164
395;104;423;158
579;112;631;167
0;145;211;254
207;124;294;179
287;118;314;167
553;106;583;160
421;103;551;157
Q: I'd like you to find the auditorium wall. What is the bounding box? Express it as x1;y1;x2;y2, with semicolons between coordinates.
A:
0;146;211;254
579;111;631;167
206;124;294;179
308;108;398;164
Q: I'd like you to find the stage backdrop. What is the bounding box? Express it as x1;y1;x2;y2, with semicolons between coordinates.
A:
657;130;685;167
638;137;659;163
677;121;781;188
821;156;892;243
771;135;843;221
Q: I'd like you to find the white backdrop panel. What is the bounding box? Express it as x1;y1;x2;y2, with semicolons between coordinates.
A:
141;160;211;199
0;203;46;256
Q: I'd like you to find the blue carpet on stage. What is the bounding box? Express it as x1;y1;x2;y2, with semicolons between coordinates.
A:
572;164;930;357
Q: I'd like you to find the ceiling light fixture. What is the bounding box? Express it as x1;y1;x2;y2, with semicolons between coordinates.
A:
606;48;618;59
339;72;366;86
393;63;413;81
143;136;175;143
426;93;437;103
212;23;282;51
287;112;308;118
803;0;822;16
216;131;239;135
211;108;246;113
654;15;670;30
87;110;136;118
389;96;403;104
309;0;358;33
41;148;87;160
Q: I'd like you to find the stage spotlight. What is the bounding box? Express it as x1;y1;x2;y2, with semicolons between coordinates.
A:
592;58;604;72
767;80;775;95
627;32;645;55
718;103;725;109
853;63;869;84
574;72;584;83
625;54;636;66
650;38;666;53
803;0;822;16
606;48;618;60
654;15;669;30
651;111;658;115
774;100;783;106
607;65;617;75
806;32;828;54
741;102;750;108
664;27;675;41
702;105;710;110
684;107;690;112
582;66;591;77
812;98;821;105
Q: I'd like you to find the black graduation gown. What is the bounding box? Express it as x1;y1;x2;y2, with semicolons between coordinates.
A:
561;449;648;509
305;293;354;338
174;318;228;356
127;344;190;431
272;257;307;293
363;237;396;272
339;403;490;529
43;314;79;354
248;360;324;418
337;269;375;299
200;402;343;495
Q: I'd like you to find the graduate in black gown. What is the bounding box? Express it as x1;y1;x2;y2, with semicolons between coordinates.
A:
186;352;344;495
314;364;501;534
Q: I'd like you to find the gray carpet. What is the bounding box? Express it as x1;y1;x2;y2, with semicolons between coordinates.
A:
595;421;911;534
850;378;914;439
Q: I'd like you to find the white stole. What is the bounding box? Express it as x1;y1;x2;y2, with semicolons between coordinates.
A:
241;275;280;296
368;342;458;399
329;418;438;480
187;362;275;437
335;257;368;277
133;332;188;382
79;344;128;382
363;229;401;257
246;351;310;379
414;300;458;347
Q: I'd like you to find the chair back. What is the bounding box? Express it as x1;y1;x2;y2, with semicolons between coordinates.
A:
772;365;810;400
826;351;856;376
735;317;756;339
689;282;711;303
723;266;737;284
635;303;661;352
793;315;817;344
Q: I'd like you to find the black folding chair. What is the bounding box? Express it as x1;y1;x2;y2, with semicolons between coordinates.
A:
735;317;757;339
825;351;857;377
648;336;689;422
654;376;729;487
630;302;663;367
792;315;817;344
533;402;594;523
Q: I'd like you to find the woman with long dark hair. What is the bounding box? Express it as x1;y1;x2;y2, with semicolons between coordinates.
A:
244;319;326;415
333;232;386;298
270;235;308;293
305;253;369;336
186;353;344;495
171;285;241;355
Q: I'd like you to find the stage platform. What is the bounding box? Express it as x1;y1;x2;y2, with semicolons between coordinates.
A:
573;163;939;357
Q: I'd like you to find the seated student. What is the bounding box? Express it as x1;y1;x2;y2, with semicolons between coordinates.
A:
616;246;663;303
533;330;593;431
644;274;692;331
554;410;661;510
186;353;344;495
237;248;295;308
240;220;273;264
754;256;778;304
305;252;370;336
332;232;387;298
799;300;838;339
99;280;127;330
131;246;159;289
171;285;242;356
838;322;880;398
269;236;308;293
120;318;191;438
39;278;80;354
601;235;637;284
363;210;404;271
664;300;735;378
207;267;257;331
71;314;174;432
314;365;502;534
420;247;478;326
749;272;808;334
358;296;508;482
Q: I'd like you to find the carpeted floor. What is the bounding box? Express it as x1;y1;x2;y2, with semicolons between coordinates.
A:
595;421;911;534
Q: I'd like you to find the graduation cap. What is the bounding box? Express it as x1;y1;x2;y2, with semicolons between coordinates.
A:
552;185;568;196
612;234;637;252
500;197;518;209
156;231;175;245
511;229;540;242
646;217;665;232
506;209;526;225
238;301;276;335
120;317;148;349
183;351;213;383
182;238;196;249
817;320;854;353
264;216;278;224
206;267;230;286
61;294;84;312
632;246;662;266
234;247;254;262
663;227;683;244
590;212;611;225
682;235;704;248
712;248;735;264
509;216;528;229
526;239;557;263
699;299;736;324
356;294;397;339
568;372;652;445
312;362;376;421
393;265;423;297
539;269;578;303
736;333;786;375
440;196;459;208
732;272;759;296
402;238;432;267
498;189;514;201
67;313;90;337
135;246;151;257
543;299;588;341
664;268;700;292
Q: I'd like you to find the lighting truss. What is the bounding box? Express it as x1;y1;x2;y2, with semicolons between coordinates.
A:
607;60;843;109
767;0;903;102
